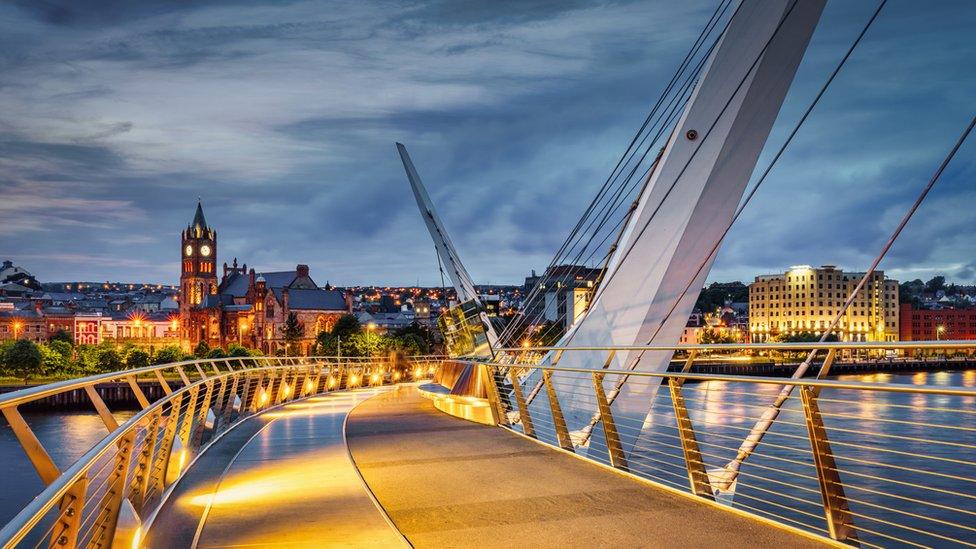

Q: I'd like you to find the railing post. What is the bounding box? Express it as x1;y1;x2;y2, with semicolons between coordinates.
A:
50;475;87;548
542;369;574;452
93;429;136;547
1;406;61;485
592;372;627;471
84;385;120;432
668;378;714;500
799;385;858;544
153;393;183;494
176;366;191;386
131;410;160;513
126;375;151;409
508;367;534;437
480;364;507;426
154;369;173;395
177;385;200;447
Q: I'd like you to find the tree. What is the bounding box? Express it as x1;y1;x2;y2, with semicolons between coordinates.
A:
97;348;124;373
49;329;73;345
4;340;43;383
330;314;361;339
283;312;303;355
925;276;947;295
126;349;150;369
193;340;210;358
40;341;73;376
206;347;227;359
153;345;185;365
226;344;251;357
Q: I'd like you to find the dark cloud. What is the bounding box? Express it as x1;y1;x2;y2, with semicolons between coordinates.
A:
0;0;974;287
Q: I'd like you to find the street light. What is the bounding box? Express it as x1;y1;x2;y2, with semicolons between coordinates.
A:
12;321;22;339
937;325;946;341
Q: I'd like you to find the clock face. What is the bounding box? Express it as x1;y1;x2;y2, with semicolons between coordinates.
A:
184;245;193;256
201;244;212;257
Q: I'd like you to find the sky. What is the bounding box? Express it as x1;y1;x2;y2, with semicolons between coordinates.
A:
0;0;974;287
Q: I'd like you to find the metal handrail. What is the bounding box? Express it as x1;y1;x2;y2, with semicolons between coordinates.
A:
494;340;976;353
451;343;976;548
0;355;443;548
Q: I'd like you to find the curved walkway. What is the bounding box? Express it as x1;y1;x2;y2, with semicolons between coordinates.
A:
146;387;405;548
346;386;830;548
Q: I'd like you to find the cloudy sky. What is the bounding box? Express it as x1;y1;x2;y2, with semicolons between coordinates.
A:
1;0;974;287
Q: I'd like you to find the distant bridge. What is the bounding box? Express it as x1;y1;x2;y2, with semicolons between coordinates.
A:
0;342;974;547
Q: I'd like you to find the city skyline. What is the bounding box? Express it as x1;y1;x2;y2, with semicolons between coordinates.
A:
1;0;975;286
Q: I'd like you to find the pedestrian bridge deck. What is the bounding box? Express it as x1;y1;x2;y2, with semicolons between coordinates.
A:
148;384;829;548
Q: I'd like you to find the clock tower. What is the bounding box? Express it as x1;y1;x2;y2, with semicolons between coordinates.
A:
179;200;217;342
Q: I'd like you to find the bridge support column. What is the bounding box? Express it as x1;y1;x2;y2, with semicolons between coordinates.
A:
543;370;574;452
668;378;714;500
593;372;627;471
800;386;858;544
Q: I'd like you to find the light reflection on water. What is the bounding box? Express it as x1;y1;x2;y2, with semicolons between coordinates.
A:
624;370;976;546
0;410;135;526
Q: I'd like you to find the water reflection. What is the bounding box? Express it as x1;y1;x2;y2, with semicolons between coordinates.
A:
0;410;135;525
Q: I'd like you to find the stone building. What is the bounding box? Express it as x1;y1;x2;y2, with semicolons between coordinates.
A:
178;202;350;354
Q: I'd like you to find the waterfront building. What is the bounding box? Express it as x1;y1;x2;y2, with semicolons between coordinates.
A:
899;304;976;341
748;265;899;342
101;312;180;348
178;202;350;354
522;265;602;331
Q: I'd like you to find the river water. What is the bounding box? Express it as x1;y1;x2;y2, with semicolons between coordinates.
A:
1;371;974;546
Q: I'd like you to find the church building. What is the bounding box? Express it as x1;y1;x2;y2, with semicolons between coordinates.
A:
179;201;350;354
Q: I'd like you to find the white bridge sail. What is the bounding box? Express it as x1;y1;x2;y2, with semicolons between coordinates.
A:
532;0;826;457
397;143;500;354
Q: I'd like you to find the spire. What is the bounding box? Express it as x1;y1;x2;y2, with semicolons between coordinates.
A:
191;199;208;232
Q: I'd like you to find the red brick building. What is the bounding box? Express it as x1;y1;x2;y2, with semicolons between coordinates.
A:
178;202;351;354
899;303;976;341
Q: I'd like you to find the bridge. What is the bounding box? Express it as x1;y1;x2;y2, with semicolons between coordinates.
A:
0;342;973;548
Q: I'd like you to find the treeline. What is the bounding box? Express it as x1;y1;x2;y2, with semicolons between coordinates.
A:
313;315;435;357
0;330;259;384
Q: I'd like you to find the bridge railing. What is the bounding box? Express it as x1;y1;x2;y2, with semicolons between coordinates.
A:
0;355;439;549
456;341;976;548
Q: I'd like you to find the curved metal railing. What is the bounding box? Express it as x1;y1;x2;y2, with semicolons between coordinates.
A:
456;341;976;548
0;355;442;549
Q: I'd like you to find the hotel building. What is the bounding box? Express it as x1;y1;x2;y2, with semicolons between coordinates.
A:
748;265;899;342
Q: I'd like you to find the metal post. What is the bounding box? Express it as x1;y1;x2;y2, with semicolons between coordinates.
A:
154;369;173;395
50;475;87;548
799;386;858;543
131;410;160;512
153;393;183;494
480;364;506;426
177;385;200;447
542;370;574;452
592;372;627;471
1;406;61;485
176;366;191;386
668;378;714;500
508;367;534;437
84;385;120;432
126;375;151;409
94;429;136;547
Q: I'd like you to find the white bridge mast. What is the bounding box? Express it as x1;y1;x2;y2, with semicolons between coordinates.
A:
538;0;826;456
397;143;500;353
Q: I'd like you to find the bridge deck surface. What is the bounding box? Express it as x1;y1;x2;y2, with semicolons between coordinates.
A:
346;386;828;548
146;387;404;548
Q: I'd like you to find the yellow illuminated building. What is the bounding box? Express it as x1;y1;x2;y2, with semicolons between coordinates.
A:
748;265;899;342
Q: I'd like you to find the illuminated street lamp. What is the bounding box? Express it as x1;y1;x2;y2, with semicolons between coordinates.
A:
12;321;22;339
936;325;946;341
